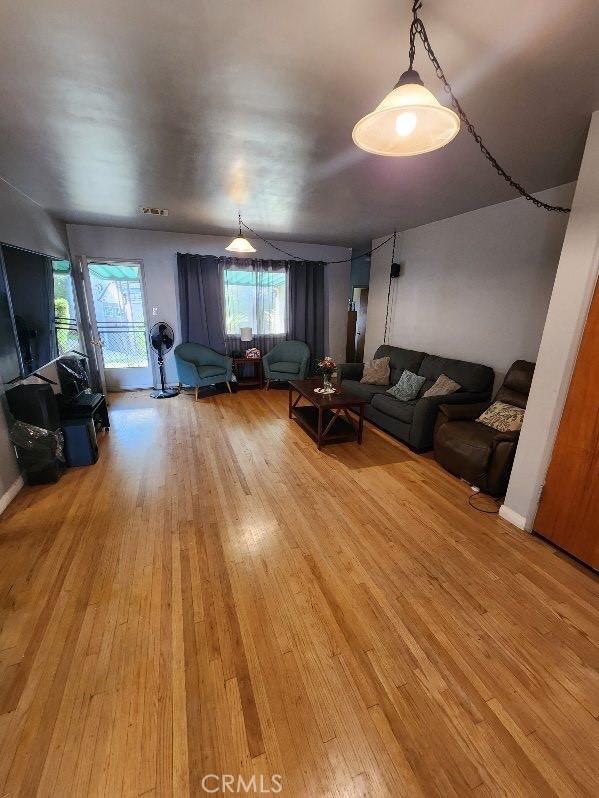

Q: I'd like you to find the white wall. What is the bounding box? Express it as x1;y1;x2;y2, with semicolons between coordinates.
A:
66;224;350;384
365;183;574;392
0;179;69;510
501;111;599;530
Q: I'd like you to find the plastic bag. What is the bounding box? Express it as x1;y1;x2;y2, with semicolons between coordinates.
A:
57;356;91;398
10;420;65;462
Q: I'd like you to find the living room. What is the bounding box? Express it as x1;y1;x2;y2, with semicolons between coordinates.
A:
0;1;598;796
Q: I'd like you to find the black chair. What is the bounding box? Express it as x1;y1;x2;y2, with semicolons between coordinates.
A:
433;360;535;496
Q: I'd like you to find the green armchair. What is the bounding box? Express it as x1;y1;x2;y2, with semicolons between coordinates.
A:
174;343;233;400
263;340;310;388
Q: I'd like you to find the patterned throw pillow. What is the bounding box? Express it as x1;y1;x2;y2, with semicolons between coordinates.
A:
422;373;461;398
360;356;390;385
386;370;426;401
477;401;525;432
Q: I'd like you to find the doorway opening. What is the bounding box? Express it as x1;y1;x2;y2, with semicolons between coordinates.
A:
83;260;153;391
346;286;369;363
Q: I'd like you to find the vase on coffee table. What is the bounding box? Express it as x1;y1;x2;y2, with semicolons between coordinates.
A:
317;355;337;395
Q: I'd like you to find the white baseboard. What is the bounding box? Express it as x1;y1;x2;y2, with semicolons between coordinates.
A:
0;475;24;517
498;503;530;531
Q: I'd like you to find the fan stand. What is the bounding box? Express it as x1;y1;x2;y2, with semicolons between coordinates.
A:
150;352;179;399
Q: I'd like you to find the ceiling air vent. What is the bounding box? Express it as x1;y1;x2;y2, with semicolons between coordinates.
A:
138;206;169;216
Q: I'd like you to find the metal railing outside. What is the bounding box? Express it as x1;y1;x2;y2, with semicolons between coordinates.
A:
97;321;149;368
55;316;81;355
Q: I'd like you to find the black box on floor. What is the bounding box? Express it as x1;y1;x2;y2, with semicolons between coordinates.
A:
62;417;99;467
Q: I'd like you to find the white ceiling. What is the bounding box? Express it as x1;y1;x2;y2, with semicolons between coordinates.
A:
0;0;598;246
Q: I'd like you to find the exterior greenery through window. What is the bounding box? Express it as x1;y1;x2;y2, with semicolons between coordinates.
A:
53;260;82;355
223;268;287;336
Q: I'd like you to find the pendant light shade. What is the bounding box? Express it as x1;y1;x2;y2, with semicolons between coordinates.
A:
225;236;256;253
226;212;257;253
352;69;460;157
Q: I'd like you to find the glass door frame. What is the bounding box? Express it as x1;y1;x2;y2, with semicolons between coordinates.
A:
80;257;154;391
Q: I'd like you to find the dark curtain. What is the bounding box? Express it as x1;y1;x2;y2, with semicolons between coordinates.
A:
177;253;226;352
289;261;326;374
178;253;327;368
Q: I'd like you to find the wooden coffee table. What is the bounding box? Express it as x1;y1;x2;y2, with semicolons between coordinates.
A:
288;378;367;449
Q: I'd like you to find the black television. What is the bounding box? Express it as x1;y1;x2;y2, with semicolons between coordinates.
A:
0;251;21;385
0;244;82;380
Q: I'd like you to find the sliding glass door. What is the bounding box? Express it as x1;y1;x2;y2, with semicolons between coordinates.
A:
82;260;153;391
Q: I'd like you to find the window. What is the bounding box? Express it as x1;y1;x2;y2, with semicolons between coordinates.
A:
223;268;287;336
53;259;82;355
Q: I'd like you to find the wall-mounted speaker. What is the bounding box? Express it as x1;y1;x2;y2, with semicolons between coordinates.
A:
390;262;401;278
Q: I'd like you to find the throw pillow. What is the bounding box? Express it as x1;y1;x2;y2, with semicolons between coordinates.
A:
386;370;426;401
477;401;525;432
360;356;390;385
422;373;461;398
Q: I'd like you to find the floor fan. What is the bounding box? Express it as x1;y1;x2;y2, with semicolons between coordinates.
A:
149;322;179;399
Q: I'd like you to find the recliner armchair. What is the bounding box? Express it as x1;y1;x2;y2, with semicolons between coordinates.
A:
174;343;233;400
434;360;535;496
263;340;310;388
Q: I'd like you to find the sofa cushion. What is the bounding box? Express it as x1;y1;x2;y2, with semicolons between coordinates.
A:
418;355;493;394
269;360;300;374
374;345;427;385
197;365;227;378
386;370;426;401
341;380;390;402
477;401;525;432
360;356;390;385
371;393;417;423
423;373;461;398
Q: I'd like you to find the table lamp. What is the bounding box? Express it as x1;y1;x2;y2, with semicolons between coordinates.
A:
240;326;253;355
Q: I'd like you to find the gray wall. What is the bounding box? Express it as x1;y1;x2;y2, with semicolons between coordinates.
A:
365;183;575;392
0;180;68;505
66;224;351;382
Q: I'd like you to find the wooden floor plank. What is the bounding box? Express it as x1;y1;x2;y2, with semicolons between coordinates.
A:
0;388;598;797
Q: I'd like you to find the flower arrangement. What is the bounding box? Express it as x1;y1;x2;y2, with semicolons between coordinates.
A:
316;356;337;393
317;356;336;376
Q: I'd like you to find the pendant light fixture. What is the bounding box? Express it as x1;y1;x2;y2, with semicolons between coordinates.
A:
353;66;459;156
352;0;571;213
225;212;256;253
352;3;459;157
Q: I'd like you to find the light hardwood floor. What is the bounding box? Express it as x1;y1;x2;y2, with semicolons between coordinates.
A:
0;388;598;797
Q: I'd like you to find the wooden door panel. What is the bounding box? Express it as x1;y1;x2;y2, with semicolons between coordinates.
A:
534;277;599;569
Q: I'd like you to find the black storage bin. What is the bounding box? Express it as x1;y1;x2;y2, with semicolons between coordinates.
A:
10;420;65;484
6;383;60;430
62;418;99;467
7;384;65;484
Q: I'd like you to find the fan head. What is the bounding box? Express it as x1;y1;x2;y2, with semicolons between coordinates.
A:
150;322;175;353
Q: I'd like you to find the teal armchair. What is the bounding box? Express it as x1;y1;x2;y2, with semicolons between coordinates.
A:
263;340;310;388
174;343;233;400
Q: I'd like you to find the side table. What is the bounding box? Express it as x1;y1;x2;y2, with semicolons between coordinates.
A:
232;356;263;389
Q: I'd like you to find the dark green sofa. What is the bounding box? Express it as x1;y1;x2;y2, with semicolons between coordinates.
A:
338;345;494;451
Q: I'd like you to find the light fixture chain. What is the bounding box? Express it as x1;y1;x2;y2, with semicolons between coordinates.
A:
239;219;396;265
383;230;397;344
410;6;570;213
